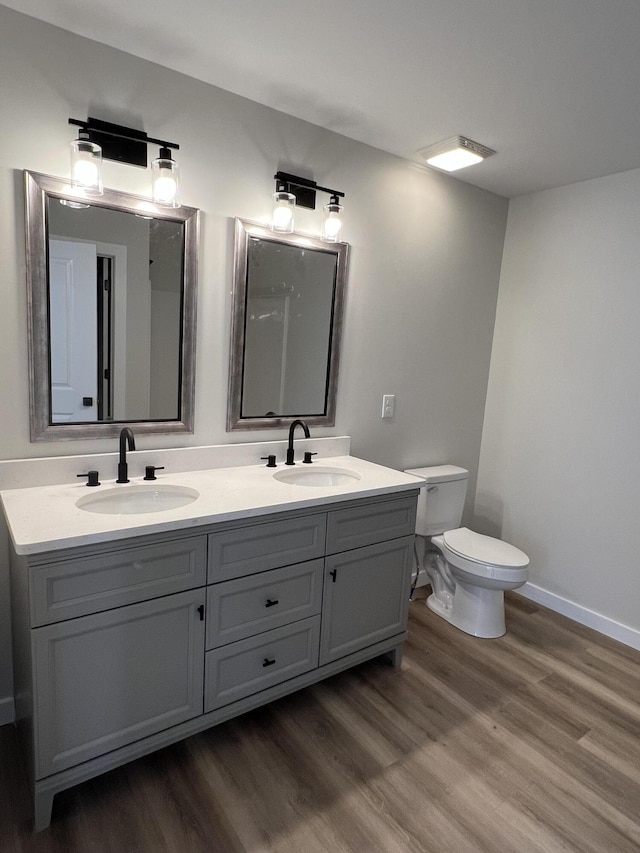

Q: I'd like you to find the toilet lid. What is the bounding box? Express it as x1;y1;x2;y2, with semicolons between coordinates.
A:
443;528;529;568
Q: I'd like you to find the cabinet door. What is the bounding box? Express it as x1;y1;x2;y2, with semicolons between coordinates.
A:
320;536;413;665
33;588;205;778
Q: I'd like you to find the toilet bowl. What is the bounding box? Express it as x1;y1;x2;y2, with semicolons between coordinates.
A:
405;466;529;638
429;528;528;637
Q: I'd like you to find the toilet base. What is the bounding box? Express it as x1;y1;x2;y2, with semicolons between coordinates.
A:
426;580;506;639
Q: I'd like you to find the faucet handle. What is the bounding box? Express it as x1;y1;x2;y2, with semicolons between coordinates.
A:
302;452;317;464
144;466;165;481
77;470;101;487
261;455;277;468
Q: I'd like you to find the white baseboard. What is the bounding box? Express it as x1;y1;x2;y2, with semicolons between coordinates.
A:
519;582;640;652
0;695;15;726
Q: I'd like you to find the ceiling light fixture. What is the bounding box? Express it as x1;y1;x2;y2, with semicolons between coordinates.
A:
418;136;495;172
68;117;180;206
271;171;345;241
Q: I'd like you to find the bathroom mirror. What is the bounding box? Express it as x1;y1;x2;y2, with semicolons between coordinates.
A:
227;218;349;431
24;170;199;441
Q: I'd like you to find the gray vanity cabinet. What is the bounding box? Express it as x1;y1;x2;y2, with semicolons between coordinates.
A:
9;490;418;831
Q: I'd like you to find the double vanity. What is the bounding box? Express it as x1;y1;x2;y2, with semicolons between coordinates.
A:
2;451;421;830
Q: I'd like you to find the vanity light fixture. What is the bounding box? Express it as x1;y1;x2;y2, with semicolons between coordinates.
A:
271;171;345;241
68;117;180;206
418;136;496;172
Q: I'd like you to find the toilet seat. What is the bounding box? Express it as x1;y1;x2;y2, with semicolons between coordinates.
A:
441;527;529;581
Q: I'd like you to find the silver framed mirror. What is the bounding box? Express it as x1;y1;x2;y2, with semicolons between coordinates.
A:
227;218;349;431
24;170;199;441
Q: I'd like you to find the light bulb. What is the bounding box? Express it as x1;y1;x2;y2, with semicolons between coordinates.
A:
70;137;103;195
272;191;295;233
153;174;178;204
321;198;343;242
152;148;180;207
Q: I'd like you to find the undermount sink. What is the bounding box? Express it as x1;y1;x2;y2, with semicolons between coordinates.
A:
273;466;361;487
76;484;200;515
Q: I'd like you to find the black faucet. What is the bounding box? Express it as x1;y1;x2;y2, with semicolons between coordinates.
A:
286;419;310;465
116;427;136;483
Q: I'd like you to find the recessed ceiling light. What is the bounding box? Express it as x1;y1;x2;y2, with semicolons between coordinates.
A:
418;136;496;172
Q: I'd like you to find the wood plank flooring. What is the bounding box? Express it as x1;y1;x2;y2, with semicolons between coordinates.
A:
2;588;640;852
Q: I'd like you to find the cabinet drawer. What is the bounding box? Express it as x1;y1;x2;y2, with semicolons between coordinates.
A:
206;559;323;649
208;514;326;582
326;495;417;554
204;616;320;711
31;536;207;626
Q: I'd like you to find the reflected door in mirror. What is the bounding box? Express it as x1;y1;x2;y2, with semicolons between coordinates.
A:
49;239;98;422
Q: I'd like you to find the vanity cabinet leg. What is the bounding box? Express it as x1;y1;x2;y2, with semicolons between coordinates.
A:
34;789;55;833
383;644;403;668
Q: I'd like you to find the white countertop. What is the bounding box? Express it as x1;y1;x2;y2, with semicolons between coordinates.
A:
0;455;424;555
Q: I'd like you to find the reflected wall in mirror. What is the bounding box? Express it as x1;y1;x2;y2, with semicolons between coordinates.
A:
24;171;199;441
228;218;349;431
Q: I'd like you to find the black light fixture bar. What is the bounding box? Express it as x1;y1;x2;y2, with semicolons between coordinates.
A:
69;117;179;168
274;171;344;210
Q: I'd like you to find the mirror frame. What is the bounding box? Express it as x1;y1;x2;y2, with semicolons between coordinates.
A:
227;218;349;431
24;170;199;441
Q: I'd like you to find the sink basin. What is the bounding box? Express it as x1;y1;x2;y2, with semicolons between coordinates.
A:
77;484;200;515
273;466;361;487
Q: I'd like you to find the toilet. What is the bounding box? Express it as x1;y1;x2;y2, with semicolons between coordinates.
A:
404;465;529;638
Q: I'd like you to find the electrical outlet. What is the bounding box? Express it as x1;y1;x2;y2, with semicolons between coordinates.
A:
381;394;395;418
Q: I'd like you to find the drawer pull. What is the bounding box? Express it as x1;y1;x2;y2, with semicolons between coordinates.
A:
265;598;279;608
263;657;276;667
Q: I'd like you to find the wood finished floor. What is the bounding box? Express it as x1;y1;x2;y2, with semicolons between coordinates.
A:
2;589;640;852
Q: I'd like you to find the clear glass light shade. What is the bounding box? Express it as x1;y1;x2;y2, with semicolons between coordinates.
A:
152;155;180;207
70;138;103;195
321;200;344;242
271;191;296;233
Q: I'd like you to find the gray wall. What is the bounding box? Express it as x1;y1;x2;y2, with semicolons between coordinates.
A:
476;167;640;643
0;7;508;712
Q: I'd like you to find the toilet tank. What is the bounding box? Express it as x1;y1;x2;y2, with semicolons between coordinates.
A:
404;465;469;536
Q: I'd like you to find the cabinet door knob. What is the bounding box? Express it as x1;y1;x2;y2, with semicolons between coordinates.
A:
329;569;337;583
197;605;204;621
263;657;276;667
265;598;279;608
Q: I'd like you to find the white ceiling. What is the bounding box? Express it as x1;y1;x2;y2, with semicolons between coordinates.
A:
4;0;640;198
